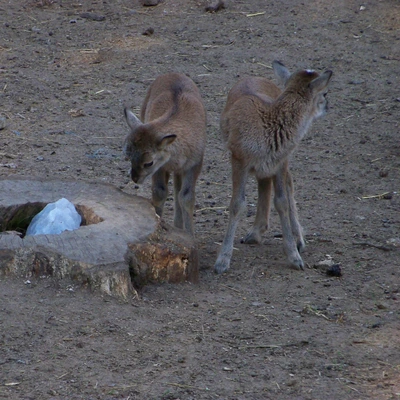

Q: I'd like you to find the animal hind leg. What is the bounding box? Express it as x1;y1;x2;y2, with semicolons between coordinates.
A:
214;156;248;274
242;176;272;244
177;161;202;236
285;167;305;253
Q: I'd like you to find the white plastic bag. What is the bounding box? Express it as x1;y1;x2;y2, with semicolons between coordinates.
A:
26;198;81;236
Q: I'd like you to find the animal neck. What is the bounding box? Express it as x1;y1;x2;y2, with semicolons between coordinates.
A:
274;93;312;143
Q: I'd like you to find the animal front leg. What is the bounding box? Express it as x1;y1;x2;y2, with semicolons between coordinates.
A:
151;169;170;217
242;176;272;244
214;157;248;274
273;167;304;270
173;172;183;230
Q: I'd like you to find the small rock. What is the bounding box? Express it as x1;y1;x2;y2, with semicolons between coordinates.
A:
387;238;400;247
205;0;226;12
379;169;389;178
326;264;342;277
0;163;17;169
315;259;335;268
348;79;364;85
142;27;154;36
381;192;393;200
376;302;388;310
68;108;85;117
79;12;106;21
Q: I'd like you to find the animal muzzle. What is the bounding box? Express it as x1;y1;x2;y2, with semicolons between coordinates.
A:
130;168;140;183
130;169;147;185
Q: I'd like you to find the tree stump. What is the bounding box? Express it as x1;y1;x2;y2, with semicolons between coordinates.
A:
0;178;198;298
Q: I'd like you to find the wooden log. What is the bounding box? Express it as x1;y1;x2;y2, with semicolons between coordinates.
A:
0;178;198;298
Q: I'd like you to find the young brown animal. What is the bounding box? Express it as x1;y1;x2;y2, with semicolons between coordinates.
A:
123;73;206;236
214;61;332;273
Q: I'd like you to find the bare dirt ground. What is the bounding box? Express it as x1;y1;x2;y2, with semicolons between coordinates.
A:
1;0;400;399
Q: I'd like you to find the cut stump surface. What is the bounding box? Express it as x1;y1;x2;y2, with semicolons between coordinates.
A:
0;178;198;298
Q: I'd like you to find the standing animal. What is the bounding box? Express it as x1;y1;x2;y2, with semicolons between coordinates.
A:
123;72;207;236
214;61;332;273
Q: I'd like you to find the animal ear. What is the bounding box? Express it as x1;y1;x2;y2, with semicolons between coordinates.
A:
272;60;291;86
309;70;333;92
158;134;177;150
124;108;142;130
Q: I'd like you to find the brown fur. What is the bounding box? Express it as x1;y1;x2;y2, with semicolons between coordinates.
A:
214;61;332;273
124;73;206;236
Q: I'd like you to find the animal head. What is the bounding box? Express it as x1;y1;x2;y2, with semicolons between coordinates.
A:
123;108;176;184
272;60;333;120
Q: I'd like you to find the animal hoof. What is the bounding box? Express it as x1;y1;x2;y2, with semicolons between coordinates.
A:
241;231;261;245
214;259;230;274
289;255;304;271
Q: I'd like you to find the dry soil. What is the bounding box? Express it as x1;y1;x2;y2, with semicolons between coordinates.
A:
0;1;399;399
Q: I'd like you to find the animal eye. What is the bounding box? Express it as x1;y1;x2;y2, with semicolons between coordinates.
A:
143;161;154;168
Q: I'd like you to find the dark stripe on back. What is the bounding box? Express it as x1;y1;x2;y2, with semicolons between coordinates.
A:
170;81;184;117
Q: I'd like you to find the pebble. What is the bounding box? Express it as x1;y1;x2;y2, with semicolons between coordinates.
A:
205;0;226;13
142;27;154;36
79;12;106;21
348;79;364;85
326;264;342;277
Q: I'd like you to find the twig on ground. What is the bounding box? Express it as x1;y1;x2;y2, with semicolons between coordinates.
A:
196;206;226;213
240;340;309;349
214;242;238;250
220;284;241;293
257;62;272;69
303;304;330;320
166;382;208;391
352;241;393;252
246;12;266;17
362;192;392;199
